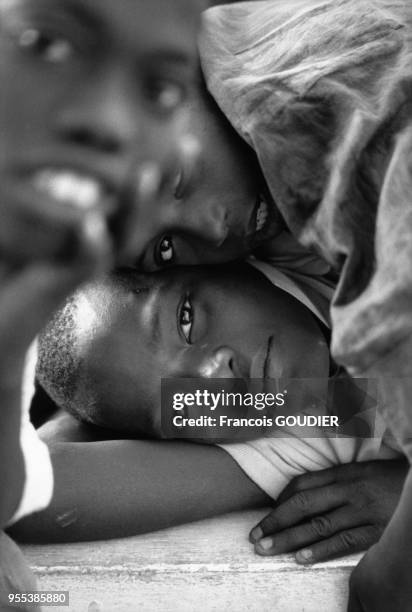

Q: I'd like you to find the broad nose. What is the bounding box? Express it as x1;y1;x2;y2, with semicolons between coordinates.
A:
130;192;229;260
183;203;227;245
199;347;240;378
54;64;142;156
166;199;228;246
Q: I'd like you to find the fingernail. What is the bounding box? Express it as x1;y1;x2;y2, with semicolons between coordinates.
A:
258;537;273;551
296;549;314;564
136;162;162;201
250;527;263;543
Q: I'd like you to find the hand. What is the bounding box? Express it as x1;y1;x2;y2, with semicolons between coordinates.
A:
249;459;407;564
348;540;412;612
0;178;110;266
0;182;111;379
0;188;109;525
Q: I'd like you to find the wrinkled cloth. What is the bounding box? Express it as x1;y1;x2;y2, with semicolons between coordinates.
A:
249;256;333;327
200;0;412;456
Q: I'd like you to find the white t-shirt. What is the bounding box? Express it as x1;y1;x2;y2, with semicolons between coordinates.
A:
219;262;401;500
7;341;53;526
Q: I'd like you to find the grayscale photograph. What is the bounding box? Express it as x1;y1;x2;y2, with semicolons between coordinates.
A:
0;0;411;611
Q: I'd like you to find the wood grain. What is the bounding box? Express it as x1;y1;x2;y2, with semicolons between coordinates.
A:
23;510;360;612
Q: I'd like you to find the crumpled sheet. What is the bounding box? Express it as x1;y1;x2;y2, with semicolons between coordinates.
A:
200;0;412;454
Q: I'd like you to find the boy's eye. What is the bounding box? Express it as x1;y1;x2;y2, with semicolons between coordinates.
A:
145;80;186;115
179;297;193;343
156;236;175;266
18;28;73;63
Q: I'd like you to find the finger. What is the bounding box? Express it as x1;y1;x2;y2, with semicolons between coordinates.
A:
0;182;111;264
0;205;110;284
294;525;381;566
254;506;363;556
250;483;348;542
277;469;340;505
0;261;91;371
0;214;110;355
0;259;91;338
276;463;371;506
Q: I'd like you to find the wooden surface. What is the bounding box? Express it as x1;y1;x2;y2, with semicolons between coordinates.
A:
23;510;360;612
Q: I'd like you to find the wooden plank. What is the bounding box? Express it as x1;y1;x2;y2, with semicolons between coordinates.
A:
23;510;360;612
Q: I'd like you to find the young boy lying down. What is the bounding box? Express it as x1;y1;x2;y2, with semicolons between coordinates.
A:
10;263;406;563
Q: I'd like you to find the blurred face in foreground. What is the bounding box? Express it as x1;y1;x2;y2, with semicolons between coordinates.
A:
0;0;201;254
37;264;329;439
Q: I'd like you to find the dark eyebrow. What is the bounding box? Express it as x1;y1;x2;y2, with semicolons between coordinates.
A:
143;49;193;67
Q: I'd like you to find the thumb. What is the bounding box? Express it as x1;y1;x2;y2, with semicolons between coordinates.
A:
0;260;94;365
0;208;111;357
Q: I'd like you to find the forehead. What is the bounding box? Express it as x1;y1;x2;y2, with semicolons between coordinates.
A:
5;0;200;60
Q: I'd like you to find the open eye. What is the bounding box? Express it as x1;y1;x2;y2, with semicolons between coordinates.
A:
156;236;175;266
179;297;193;343
18;28;74;63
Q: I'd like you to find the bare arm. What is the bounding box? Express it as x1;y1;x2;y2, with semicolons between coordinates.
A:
0;265;98;528
0;394;25;527
0;172;113;528
9;416;269;543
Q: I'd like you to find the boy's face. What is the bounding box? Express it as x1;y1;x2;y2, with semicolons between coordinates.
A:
134;83;284;272
0;0;200;249
38;264;329;438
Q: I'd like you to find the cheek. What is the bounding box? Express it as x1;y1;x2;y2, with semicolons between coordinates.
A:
212;141;257;198
216;307;268;352
1;74;38;135
138;110;188;170
0;65;66;143
237;326;269;360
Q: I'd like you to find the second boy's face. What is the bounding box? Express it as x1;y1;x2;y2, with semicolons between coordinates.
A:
135;83;284;272
0;0;200;254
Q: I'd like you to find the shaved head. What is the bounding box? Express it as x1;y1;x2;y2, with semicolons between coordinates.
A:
37;272;152;428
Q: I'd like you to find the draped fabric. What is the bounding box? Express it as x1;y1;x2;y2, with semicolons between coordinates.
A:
200;0;412;455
